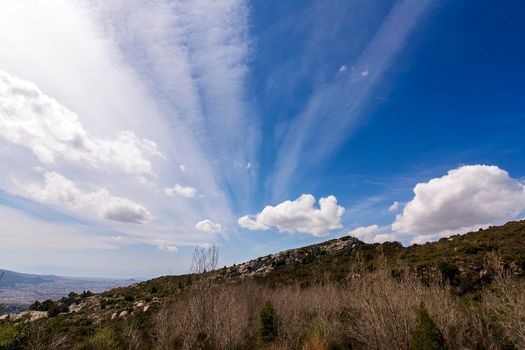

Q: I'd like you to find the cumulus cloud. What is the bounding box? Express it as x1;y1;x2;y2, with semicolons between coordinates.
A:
349;224;379;241
195;219;222;233
392;165;525;242
164;184;198;198
349;224;394;243
238;194;345;236
388;201;399;212
20;172;153;224
0;70;162;176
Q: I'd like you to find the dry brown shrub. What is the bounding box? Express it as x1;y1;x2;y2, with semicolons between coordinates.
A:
154;281;265;349
301;335;328;350
270;283;347;349
482;253;525;348
153;254;525;350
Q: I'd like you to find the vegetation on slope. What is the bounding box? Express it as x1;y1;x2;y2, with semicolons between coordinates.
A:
1;220;525;349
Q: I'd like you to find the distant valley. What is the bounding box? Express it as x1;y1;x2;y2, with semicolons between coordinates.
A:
0;269;135;311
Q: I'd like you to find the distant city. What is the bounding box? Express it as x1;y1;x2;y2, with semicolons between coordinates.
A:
0;269;134;309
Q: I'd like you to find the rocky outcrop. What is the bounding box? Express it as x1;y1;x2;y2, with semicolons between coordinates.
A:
221;236;362;279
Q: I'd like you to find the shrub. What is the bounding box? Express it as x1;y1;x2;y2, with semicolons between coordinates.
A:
74;327;118;350
80;291;93;298
0;321;25;350
30;299;54;311
438;261;459;282
47;303;69;317
258;300;279;343
411;303;446;350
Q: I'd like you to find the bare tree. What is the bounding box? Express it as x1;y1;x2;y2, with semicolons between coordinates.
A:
190;246;219;275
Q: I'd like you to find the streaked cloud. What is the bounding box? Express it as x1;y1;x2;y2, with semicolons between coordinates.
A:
0;205;118;251
270;0;432;199
0;0;244;254
98;0;257;207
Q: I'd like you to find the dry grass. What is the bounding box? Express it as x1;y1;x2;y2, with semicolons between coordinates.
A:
152;258;524;350
154;281;264;349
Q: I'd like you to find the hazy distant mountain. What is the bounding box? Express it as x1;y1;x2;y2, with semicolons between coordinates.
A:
0;269;135;307
0;270;56;288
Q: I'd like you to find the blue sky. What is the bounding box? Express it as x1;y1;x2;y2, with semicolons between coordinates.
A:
0;0;524;278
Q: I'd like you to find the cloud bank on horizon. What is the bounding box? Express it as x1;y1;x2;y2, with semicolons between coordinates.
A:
0;0;524;276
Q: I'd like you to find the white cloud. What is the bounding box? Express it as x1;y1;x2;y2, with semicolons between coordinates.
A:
348;224;395;243
0;1;240;258
19;172;153;224
0;70;162;176
238;215;269;231
338;65;347;72
238;194;344;236
99;0;256;206
360;69;369;77
164;184;198;198
195;219;222;233
388;201;399;212
349;224;379;241
392;165;525;242
156;240;178;253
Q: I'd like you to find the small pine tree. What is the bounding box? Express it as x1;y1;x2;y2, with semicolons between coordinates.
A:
258;300;278;343
411;303;446;350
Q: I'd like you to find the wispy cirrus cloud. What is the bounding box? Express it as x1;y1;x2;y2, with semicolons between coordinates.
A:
0;0;253;262
97;0;257;208
270;0;432;199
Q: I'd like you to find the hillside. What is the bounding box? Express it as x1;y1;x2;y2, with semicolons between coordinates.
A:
1;220;525;349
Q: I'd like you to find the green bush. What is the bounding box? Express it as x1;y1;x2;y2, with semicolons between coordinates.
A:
73;327;118;350
47;303;69;317
0;321;25;350
258;300;278;343
411;303;446;350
